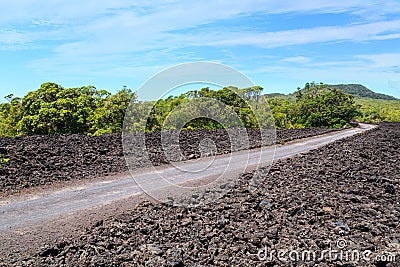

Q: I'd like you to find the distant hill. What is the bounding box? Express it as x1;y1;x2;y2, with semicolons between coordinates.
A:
328;84;397;100
264;93;296;101
264;83;398;101
264;93;288;98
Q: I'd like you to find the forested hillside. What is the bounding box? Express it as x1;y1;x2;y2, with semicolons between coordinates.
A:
355;97;400;123
328;84;397;100
262;83;400;124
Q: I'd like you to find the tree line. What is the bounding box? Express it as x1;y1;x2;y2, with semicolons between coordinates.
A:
0;81;363;137
0;82;135;137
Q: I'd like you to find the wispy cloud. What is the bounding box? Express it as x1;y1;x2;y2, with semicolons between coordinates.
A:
355;53;400;68
2;1;400;49
0;30;30;46
281;56;311;63
25;14;400;75
202;20;400;47
1;0;400;98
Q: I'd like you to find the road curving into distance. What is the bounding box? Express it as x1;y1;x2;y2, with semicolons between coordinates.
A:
0;123;376;232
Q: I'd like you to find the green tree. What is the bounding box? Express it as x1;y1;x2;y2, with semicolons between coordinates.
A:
294;82;361;128
184;86;265;129
267;98;297;128
89;87;136;135
145;95;187;132
0;95;23;136
17;82;101;135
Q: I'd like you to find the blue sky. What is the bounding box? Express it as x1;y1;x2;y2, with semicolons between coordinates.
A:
1;0;400;100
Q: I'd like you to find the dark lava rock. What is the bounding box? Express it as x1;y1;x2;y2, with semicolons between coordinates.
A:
385;184;396;194
9;123;398;266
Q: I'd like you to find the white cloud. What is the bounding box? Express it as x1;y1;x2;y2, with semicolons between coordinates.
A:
25;17;400;67
204;20;400;47
355;53;400;68
0;1;399;53
1;1;399;40
0;1;135;24
0;0;398;89
0;30;29;45
281;56;311;63
1;0;399;24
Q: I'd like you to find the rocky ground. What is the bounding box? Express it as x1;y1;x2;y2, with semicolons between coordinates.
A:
6;123;398;266
0;127;339;196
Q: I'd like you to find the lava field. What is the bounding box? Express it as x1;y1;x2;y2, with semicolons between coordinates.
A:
11;123;399;266
0;127;339;196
